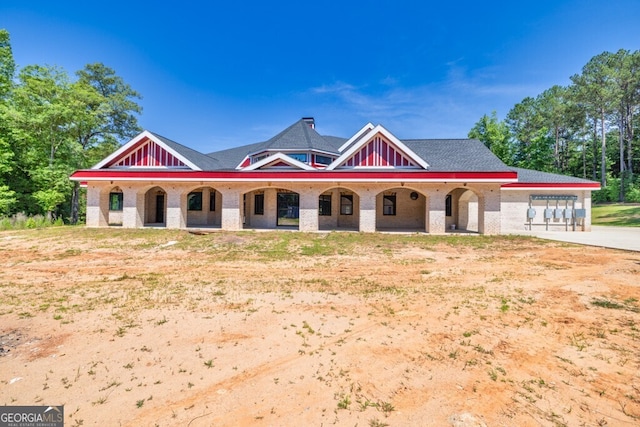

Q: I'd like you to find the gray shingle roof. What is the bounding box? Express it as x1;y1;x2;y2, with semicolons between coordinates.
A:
206;119;346;169
205;141;263;170
151;132;222;170
402;139;512;172
159;120;598;185
255;119;344;153
509;167;599;184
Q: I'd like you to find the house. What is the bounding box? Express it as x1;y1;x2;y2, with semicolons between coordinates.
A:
70;117;600;234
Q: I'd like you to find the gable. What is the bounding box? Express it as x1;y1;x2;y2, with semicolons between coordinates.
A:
108;139;188;168
342;134;417;167
93;131;199;170
241;152;315;171
328;125;429;170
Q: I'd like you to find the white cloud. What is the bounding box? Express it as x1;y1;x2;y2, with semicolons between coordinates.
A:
306;63;548;139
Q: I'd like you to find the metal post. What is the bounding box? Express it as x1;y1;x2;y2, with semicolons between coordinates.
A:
546;200;549;231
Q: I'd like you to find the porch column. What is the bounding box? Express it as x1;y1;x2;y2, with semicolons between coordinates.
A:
85;185;108;227
86;185;109;227
428;192;446;234
220;188;242;230
480;189;501;235
359;190;376;233
299;189;320;232
166;189;185;229
582;192;592;232
123;188;143;228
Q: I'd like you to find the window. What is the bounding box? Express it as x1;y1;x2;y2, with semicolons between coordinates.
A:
288;153;307;162
315;154;332;165
109;192;123;211
319;194;332;216
383;195;396;215
188;192;203;211
252;154;268;164
445;194;452;217
254;193;264;215
209;191;216;211
340;195;353;215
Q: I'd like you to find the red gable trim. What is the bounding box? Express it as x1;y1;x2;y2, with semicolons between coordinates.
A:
106;138;187;168
71;170;518;182
344;135;417;168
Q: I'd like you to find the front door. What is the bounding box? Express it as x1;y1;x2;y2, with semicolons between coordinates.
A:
155;194;165;223
277;192;299;227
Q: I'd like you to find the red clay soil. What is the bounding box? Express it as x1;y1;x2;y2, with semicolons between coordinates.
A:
0;228;638;426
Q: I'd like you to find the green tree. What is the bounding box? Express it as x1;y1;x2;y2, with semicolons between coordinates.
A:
537;85;583;174
0;29;17;215
69;63;142;223
606;49;640;200
8;65;78;219
506;97;554;170
571;52;617;187
468;111;512;164
0;29;15;98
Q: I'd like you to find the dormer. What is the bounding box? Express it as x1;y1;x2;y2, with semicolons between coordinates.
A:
237;150;338;170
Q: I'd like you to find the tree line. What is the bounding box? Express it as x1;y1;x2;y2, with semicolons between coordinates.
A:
469;49;640;203
0;29;142;222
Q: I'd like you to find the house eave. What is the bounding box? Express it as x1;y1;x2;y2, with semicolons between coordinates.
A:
70;169;518;183
501;183;601;190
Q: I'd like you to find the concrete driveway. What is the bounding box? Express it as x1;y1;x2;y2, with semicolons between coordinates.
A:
512;225;640;252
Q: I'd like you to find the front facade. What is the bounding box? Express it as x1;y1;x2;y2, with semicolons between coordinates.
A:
70;118;600;234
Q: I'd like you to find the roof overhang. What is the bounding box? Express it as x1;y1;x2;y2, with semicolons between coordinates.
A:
243;152;315;171
501;183;601;190
70;169;518;183
328;124;430;170
93;130;202;171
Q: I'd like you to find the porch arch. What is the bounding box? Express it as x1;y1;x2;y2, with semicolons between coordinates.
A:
445;187;482;233
143;186;167;227
242;186;300;230
375;187;427;232
183;186;222;228
317;186;360;231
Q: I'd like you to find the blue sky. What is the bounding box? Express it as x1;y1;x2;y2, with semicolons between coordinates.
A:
1;1;639;153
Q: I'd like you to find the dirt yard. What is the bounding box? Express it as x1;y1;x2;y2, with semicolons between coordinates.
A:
0;228;639;426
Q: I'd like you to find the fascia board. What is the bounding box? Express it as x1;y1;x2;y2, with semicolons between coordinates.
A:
93;130;202;171
374;125;430;170
243;152;315;171
93;130;151;169
337;122;375;152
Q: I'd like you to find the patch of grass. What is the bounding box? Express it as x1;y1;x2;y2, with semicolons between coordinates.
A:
592;298;639;313
592;203;640;227
378;401;395;415
336;394;351;410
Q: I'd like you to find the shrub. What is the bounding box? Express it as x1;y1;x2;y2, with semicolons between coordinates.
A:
0;213;65;230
